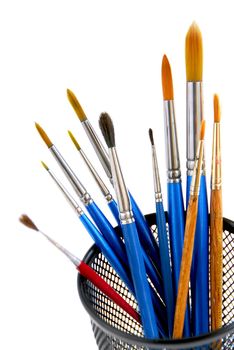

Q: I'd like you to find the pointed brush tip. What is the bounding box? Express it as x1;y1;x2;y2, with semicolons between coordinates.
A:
185;21;203;81
68;130;81;150
41;160;49;170
99;112;115;148
35;122;53;148
214;94;221;123
19;214;39;231
200;120;206;140
66;88;87;122
148;128;154;146
161;54;174;100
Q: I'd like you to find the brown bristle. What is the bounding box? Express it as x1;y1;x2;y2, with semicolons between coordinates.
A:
99;112;115;148
213;94;221;123
200;120;206;140
161;54;174;100
19;214;39;231
35;122;53;148
185;22;203;81
67;89;87;122
68;130;81;151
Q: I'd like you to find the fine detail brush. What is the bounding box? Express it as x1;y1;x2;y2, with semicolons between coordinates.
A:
41;160;167;337
210;94;223;331
67;89;161;268
19;214;140;323
161;54;190;336
149;128;174;336
99;112;159;338
185;22;209;335
68;130;164;300
173;120;206;339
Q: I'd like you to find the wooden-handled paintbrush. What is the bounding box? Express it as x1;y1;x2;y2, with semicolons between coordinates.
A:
173;120;205;339
210;94;223;331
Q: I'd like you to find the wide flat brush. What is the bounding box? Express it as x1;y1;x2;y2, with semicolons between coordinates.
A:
210;94;223;331
67;89;161;268
185;22;209;335
19;214;140;323
173;121;205;339
149;128;174;337
161;54;190;336
99;113;159;339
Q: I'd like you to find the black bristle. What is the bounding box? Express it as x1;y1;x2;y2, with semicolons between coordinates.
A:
99;113;115;148
149;128;154;146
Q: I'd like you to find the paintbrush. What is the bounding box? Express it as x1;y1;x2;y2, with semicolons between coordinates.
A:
68;130;164;299
185;22;209;335
99;112;159;339
161;54;190;336
173;120;205;339
149;128;174;336
210;94;223;331
67;89;160;268
35;122;127;267
19;214;140;323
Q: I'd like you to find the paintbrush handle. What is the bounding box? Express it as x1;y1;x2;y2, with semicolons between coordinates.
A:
210;189;223;331
173;195;198;339
78;261;140;323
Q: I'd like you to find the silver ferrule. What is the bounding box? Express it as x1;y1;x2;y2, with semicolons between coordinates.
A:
190;140;204;196
186;82;206;175
109;147;134;224
163;100;181;182
211;123;222;190
152;145;162;202
40;230;81;267
50;146;92;206
82;119;112;180
79;149;113;201
47;169;84;216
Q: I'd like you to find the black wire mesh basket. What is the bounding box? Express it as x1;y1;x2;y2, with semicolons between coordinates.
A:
77;213;234;349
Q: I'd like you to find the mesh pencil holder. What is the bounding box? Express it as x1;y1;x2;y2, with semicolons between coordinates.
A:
77;213;234;349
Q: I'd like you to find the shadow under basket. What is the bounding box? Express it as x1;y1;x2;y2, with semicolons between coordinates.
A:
77;213;234;349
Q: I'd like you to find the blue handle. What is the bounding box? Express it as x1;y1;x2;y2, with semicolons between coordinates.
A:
156;201;174;336
86;201;127;266
167;182;191;337
79;213;132;290
129;192;161;268
107;199;121;225
122;221;159;338
187;175;209;336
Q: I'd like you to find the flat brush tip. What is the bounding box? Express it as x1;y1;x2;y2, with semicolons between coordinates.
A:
161;54;174;100
185;21;203;81
200;120;206;140
41;160;49;170
19;214;39;231
68;130;81;150
35;122;53;148
148;128;154;146
99;112;115;148
214;94;221;123
67;89;87;122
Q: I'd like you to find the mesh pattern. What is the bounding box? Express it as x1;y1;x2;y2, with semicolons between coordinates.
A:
78;215;234;349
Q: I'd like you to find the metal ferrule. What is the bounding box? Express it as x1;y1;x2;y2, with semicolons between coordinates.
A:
50;146;92;205
186;82;206;175
163;100;181;183
151;145;162;202
190;140;204;196
47;169;84;217
41;230;81;267
82;119;113;180
109;147;134;225
79;148;113;201
211;123;222;190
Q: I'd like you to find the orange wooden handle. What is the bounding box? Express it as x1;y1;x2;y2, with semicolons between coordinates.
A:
210;189;223;331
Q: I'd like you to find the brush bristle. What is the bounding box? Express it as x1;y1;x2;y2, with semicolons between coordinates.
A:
185;22;203;81
148;128;154;146
19;214;39;231
67;89;87;122
213;94;221;123
99;113;115;148
35;122;53;148
41;160;49;170
200;120;206;140
68;130;81;150
161;54;174;100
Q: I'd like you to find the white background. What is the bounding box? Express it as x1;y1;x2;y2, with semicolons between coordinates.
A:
1;0;234;349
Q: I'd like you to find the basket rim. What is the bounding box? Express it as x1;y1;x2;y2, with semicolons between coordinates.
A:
77;214;234;349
